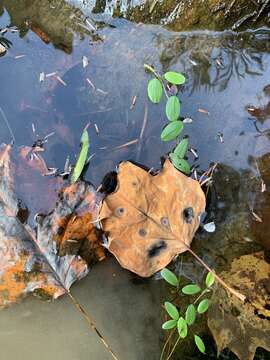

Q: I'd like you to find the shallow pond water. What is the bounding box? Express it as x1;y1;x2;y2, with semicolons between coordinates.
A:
0;1;270;360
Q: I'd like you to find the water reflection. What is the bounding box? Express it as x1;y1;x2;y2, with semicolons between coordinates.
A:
155;30;270;94
0;0;101;53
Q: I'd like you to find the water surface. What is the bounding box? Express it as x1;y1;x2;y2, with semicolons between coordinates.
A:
0;2;269;359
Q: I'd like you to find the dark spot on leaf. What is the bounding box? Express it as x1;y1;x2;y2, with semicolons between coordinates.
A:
160;216;169;227
139;228;147;237
183;207;194;223
100;171;118;194
147;240;167;258
116;207;125;216
57;226;64;236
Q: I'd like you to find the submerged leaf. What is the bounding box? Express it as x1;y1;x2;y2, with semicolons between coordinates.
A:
100;159;206;277
162;319;177;330
182;284;201;295
71;129;89;184
197;299;209;314
161;268;179;286
166;96;180;121
194;335;205;353
147;78;163;103
161;121;183;142
164;71;186;85
185;304;196;325
208;252;270;360
0;144;103;308
177;317;188;338
205;271;215;287
165;301;179;320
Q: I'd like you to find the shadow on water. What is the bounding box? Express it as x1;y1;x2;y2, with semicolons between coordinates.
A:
0;1;270;359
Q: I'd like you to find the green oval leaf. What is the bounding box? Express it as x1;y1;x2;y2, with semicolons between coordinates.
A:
197;299;209;314
147;78;163;104
194;335;206;354
71;129;89;184
177;317;188;338
164;71;186;85
164;302;179;320
161;121;183;142
182;284;201;295
162;319;177;330
166;96;180;121
174;138;189;158
205;271;215;288
185;304;196;325
169;154;190;175
161;268;179;287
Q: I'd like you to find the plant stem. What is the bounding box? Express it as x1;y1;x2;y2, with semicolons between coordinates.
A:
186;246;246;302
160;329;176;360
144;63;169;99
193;288;210;305
165;336;180;360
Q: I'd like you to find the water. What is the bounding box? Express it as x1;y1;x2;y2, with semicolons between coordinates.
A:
0;1;269;359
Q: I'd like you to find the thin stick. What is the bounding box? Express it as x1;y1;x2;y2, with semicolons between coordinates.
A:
68;292;119;360
160;329;175;360
187;246;246;302
26;224;119;360
0;106;15;143
165;337;180;360
136;105;148;161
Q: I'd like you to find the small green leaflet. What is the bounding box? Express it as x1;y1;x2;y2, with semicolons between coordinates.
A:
185;304;196;325
160;268;179;287
205;271;215;287
194;335;205;354
197;299;209;314
71;128;89;184
162;319;177;330
169;154;190;175
174;138;189;158
182;284;201;295
164;302;179;320
147;78;163;103
177;317;188;338
166;96;180;121
164;71;186;85
161;121;183;142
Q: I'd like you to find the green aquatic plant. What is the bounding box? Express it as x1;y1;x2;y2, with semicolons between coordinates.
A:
71;126;89;183
144;64;190;174
160;268;215;358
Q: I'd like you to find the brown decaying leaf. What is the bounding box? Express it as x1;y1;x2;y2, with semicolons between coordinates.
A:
39;182;105;266
0;144;104;308
100;159;206;277
208;252;270;360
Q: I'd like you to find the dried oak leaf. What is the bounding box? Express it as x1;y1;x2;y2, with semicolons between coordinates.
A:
208;252;270;360
0;143;103;308
100;159;206;277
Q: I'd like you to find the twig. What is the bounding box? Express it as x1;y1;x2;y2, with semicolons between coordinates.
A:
0;106;15;143
165;336;180;360
160;329;175;360
186;247;246;302
136;105;148;161
26;222;119;360
254;0;270;21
